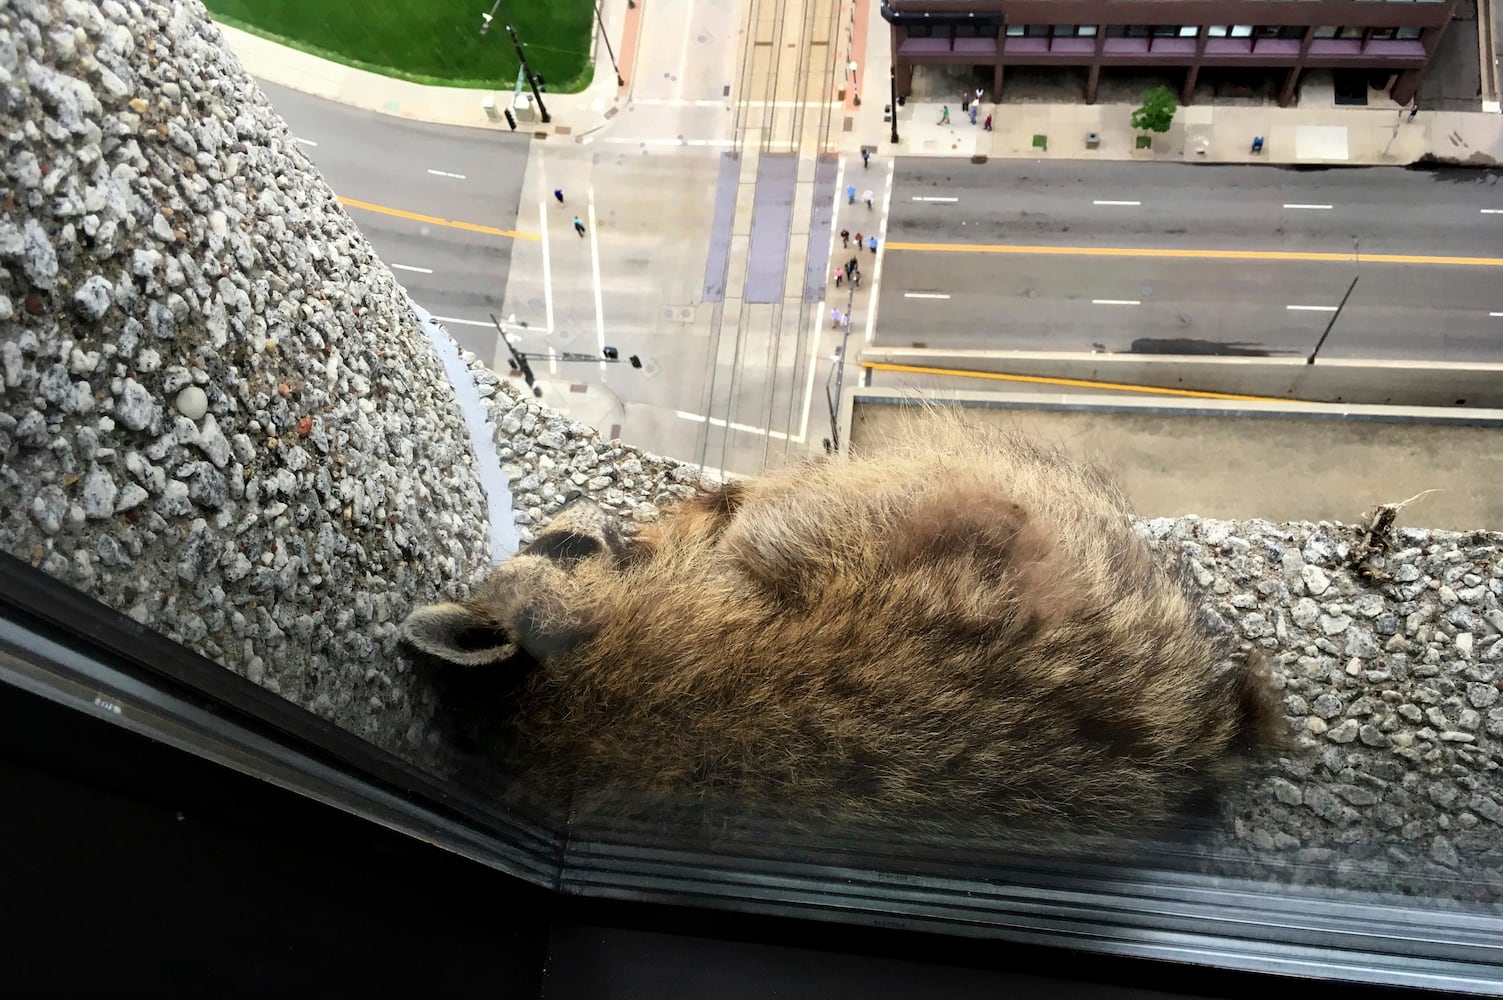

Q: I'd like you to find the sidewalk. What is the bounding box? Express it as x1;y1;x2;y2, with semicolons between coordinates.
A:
218;0;1503;165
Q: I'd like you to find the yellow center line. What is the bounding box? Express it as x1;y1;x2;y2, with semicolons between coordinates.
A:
337;196;539;242
861;361;1291;403
885;241;1503;268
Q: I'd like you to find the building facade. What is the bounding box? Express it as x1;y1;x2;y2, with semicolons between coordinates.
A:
882;0;1456;107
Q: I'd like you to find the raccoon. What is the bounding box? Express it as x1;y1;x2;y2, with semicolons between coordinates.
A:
403;416;1288;841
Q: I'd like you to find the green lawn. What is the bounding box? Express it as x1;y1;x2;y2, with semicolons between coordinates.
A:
203;0;594;93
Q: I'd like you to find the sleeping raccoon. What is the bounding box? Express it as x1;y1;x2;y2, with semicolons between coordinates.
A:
403;416;1288;841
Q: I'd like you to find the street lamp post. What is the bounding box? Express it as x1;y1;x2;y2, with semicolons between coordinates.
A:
490;315;640;396
594;0;626;88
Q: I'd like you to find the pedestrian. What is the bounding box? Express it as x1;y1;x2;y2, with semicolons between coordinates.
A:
867;235;878;254
961;92;970;113
844;258;854;280
842;311;851;330
969;104;978;126
833;267;843;288
847;183;856;205
840;228;850;248
983;112;993;132
853;233;863;254
572;216;586;237
554;188;565;205
861;149;870;169
863;189;873;210
938;105;950;125
830;307;842;328
851;268;862;289
975;87;984;107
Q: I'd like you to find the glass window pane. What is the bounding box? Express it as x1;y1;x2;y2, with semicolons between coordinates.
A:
1340;25;1365;38
1314;25;1339;37
1396;25;1422;38
1207;24;1230;37
1077;25;1097;36
1152;24;1178;37
1026;24;1050;37
1006;24;1024;36
1230;24;1253;37
1179;26;1200;37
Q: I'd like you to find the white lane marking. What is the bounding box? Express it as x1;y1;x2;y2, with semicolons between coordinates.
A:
1092;299;1140;306
798;303;823;445
631;98;725;107
599;137;735;147
1491;311;1503;317
391;263;433;274
911;196;958;203
673;410;791;441
1093;200;1140;206
427;168;467;180
1284;203;1333;210
587;185;606;375
294;137;318;147
1481;209;1503;214
1287;304;1339;312
432;316;495;327
904;292;950;299
864;158;898;347
536;158;556;343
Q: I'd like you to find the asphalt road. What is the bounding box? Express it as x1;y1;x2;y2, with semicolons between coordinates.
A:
256;81;532;355
878;162;1503;361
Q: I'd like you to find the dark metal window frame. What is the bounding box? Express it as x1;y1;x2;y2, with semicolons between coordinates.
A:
3;550;1501;994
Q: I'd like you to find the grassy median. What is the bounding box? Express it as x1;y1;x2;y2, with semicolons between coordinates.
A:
203;0;594;92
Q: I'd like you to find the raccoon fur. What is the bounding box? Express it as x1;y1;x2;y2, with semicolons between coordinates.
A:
403;416;1288;841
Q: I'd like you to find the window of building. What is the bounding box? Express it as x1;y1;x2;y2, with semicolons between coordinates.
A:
1105;25;1127;37
1256;25;1280;38
1313;25;1338;37
1207;25;1229;37
1368;27;1397;39
1077;25;1097;36
1179;26;1200;37
1152;24;1178;37
905;23;934;38
1396;25;1422;38
1127;25;1151;38
1026;24;1050;37
1005;24;1024;37
1340;26;1365;38
1230;25;1254;38
1280;26;1307;39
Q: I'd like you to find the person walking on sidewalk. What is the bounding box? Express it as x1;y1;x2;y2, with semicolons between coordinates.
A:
847;183;856;205
830;306;843;328
975;87;984;107
854;232;864;252
969;104;978;125
867;235;878;254
938;105;950;125
851;268;862;289
573;216;586;237
840;228;850;248
983;112;993;132
961;91;970;113
861;149;871;169
833;266;844;288
862;189;873;210
554;189;565;205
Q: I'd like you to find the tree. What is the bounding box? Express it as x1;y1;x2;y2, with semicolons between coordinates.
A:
1130;85;1177;134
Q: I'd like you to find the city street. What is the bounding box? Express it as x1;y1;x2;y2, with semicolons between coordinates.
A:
878;162;1503;361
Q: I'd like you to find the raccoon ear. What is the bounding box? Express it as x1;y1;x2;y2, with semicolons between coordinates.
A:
401;602;519;666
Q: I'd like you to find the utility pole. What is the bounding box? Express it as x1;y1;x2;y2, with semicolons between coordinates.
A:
481;2;550;123
594;0;626;88
889;64;900;144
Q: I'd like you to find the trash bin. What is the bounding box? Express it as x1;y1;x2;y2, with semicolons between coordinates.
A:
482;96;500;121
1086;131;1100;149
